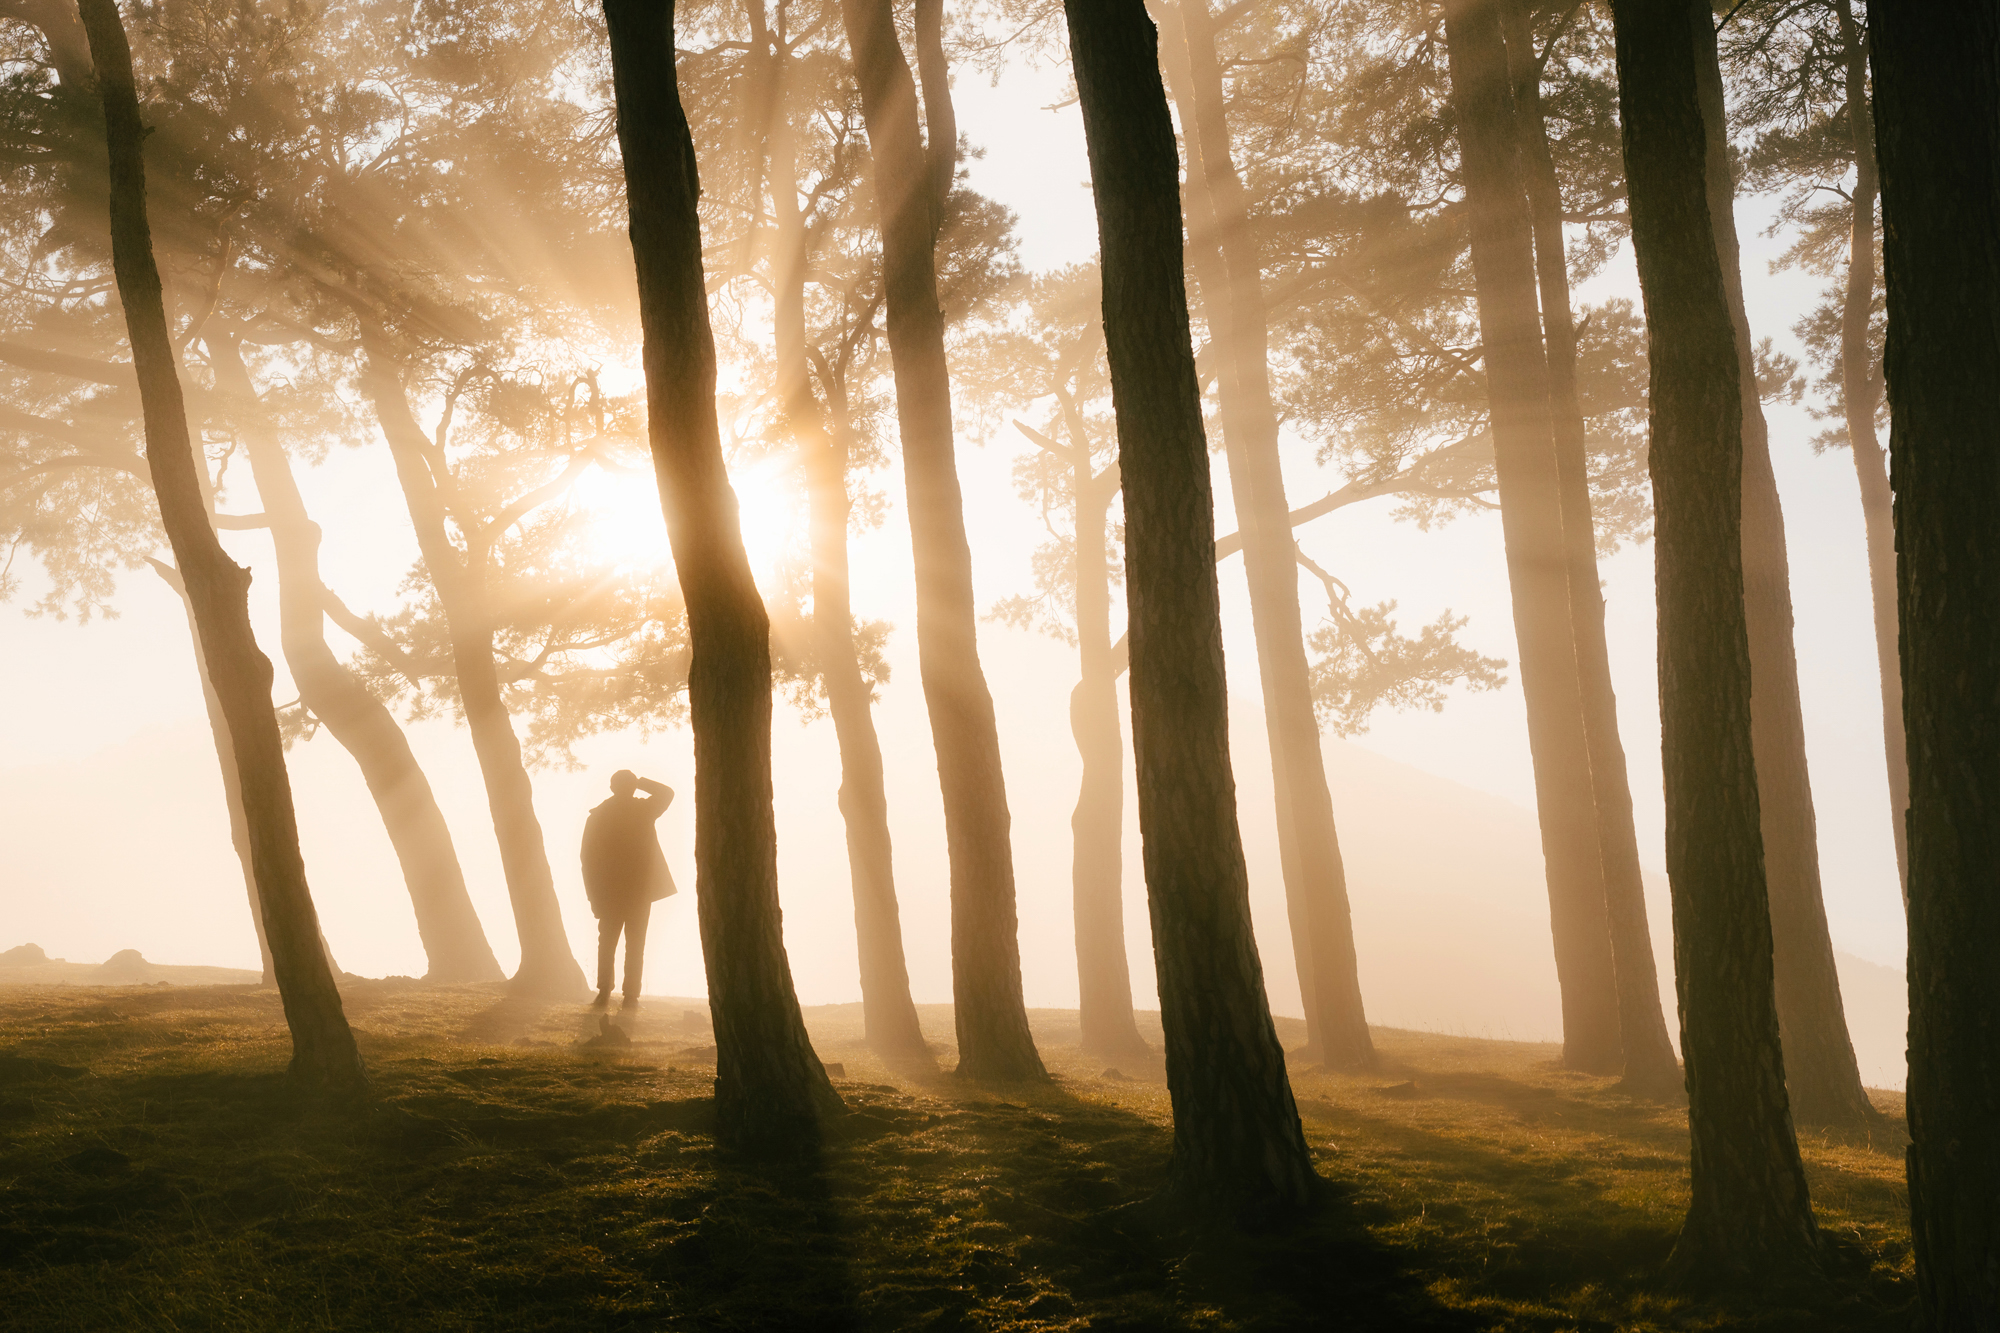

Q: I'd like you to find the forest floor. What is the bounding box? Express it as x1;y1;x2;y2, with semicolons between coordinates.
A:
0;980;1912;1331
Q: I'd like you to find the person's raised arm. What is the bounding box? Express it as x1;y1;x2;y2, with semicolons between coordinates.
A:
634;776;674;817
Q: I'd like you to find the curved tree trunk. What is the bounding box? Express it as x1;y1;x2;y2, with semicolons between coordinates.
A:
603;0;842;1150
1608;0;1819;1287
1445;0;1622;1076
1069;453;1150;1061
1500;0;1680;1093
81;0;365;1097
1833;0;1905;907
155;559;274;984
1158;0;1374;1071
1870;4;2000;1324
211;336;502;985
1066;0;1318;1213
1690;7;1877;1133
357;338;586;999
837;0;1046;1081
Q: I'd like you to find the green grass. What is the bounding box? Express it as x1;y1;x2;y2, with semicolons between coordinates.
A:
0;983;1912;1330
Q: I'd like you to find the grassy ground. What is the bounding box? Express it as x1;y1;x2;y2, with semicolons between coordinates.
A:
0;982;1912;1331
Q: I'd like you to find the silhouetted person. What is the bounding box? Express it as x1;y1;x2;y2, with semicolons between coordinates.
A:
581;769;676;1010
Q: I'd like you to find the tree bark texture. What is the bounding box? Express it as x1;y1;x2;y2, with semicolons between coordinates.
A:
211;336;503;986
1689;6;1876;1133
1870;3;2000;1324
1069;448;1151;1061
1499;0;1680;1093
603;0;842;1150
1158;0;1374;1070
1445;0;1622;1076
1833;0;1906;905
1065;0;1318;1214
155;560;275;984
358;338;586;998
1609;0;1820;1287
837;0;1046;1081
755;17;931;1063
79;0;365;1097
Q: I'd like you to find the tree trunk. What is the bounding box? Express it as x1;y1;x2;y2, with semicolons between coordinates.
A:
1608;0;1819;1286
837;0;1046;1081
1500;0;1681;1094
210;336;503;986
603;0;842;1150
1834;0;1906;907
79;0;365;1097
1444;0;1622;1077
1065;0;1318;1213
357;338;586;999
154;559;275;984
1157;0;1374;1071
1690;5;1877;1133
755;16;931;1063
1070;454;1150;1061
1870;4;2000;1324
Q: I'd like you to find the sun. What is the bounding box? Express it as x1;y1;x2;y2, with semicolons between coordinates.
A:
572;453;807;590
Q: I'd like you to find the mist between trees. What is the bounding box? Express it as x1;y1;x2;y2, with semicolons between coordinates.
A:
2;0;1990;1312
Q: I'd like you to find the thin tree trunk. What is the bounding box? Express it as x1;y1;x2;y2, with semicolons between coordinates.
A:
755;11;931;1063
154;559;274;985
210;335;502;985
1833;0;1905;907
837;0;1046;1081
1870;4;2000;1324
79;0;365;1097
1065;0;1318;1212
357;338;586;999
1158;0;1374;1071
603;0;842;1150
1690;4;1877;1133
1500;0;1680;1093
1608;0;1819;1286
1444;0;1622;1076
1068;445;1150;1061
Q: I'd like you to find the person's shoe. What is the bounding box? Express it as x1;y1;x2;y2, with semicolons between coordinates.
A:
591;990;610;1010
620;995;640;1014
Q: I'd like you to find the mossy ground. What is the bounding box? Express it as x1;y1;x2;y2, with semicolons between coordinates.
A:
0;983;1911;1330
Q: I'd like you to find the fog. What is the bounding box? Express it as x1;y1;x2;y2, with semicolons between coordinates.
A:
2;12;1905;1076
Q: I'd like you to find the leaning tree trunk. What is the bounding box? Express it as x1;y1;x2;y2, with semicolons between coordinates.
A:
1608;0;1820;1287
758;24;930;1064
1445;0;1623;1076
1833;0;1906;906
1066;0;1318;1214
357;340;586;999
838;0;1046;1081
79;0;365;1097
1690;6;1877;1133
1500;0;1680;1094
1160;0;1374;1070
1158;0;1375;1070
211;336;502;985
1069;449;1151;1061
154;559;274;984
1870;4;2000;1325
603;0;842;1151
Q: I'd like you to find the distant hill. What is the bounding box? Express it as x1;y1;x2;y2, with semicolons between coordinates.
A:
0;945;260;989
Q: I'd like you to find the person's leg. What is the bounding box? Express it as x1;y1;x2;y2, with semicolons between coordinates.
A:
595;911;620;1006
622;899;651;1007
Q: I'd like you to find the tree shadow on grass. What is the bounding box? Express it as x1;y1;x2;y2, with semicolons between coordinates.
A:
1306;1098;1913;1331
820;1076;1481;1331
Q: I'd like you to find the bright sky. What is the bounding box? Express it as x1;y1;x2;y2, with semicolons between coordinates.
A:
0;46;1906;1065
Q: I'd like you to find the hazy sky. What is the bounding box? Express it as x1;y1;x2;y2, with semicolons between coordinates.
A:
0;45;1905;1060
